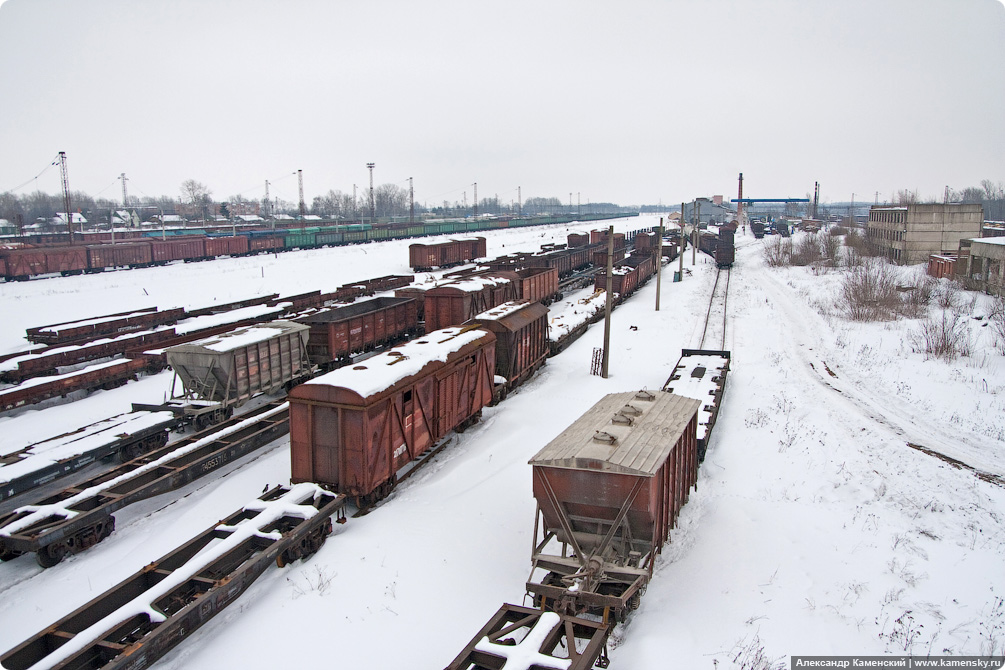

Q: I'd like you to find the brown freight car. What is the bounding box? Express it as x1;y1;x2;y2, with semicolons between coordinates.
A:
469;300;548;398
296;296;419;370
527;390;701;622
204;235;249;257
150;237;207;264
289;326;496;505
86;242;153;271
0;246;87;279
409;237;487;271
423;275;517;332
567;232;590;248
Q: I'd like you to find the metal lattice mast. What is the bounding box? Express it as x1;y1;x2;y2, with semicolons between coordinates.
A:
120;173;129;208
367;163;375;221
59;152;74;243
264;180;270;218
473;182;478;218
409;177;414;224
518;186;521;216
297;170;305;218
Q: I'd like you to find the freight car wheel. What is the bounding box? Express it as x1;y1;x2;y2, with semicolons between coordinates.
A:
0;548;22;561
36;543;67;568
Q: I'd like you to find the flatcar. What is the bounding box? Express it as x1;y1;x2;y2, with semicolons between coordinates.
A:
288;325;497;505
662;349;730;461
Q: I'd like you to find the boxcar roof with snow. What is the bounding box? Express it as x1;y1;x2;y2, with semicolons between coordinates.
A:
295;326;495;403
530;391;701;476
167;321;307;354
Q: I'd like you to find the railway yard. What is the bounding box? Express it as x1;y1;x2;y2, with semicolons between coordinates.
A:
0;215;1004;668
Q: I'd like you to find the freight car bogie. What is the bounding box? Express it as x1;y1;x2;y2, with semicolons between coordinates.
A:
276;516;335;567
34;515;116;568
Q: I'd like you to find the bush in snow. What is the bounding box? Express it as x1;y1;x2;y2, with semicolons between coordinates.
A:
839;258;901;321
819;230;841;267
897;275;936;319
762;236;792;267
933;279;964;310
988;294;1005;354
790;234;822;267
912;308;974;360
829;225;848;236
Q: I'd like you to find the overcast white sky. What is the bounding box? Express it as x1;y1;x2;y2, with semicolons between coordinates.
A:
0;0;1002;208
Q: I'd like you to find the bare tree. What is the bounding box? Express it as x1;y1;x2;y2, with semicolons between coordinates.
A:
181;179;212;205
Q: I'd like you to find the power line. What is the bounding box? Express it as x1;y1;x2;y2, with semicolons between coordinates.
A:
4;154;61;193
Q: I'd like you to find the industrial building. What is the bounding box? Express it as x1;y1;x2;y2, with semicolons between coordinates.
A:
962;237;1005;296
867;203;983;265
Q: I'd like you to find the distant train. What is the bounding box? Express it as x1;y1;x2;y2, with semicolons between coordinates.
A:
0;213;636;282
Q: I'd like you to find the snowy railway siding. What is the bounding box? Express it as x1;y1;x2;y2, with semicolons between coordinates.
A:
0;402;290;567
0;484;344;670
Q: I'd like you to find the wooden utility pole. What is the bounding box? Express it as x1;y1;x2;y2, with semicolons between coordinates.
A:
602;225;614;379
655;218;663;310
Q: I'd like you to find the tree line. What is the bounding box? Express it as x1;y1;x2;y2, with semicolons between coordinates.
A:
1;180;636;230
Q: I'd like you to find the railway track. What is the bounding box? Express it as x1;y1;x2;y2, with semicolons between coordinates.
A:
697;266;731;350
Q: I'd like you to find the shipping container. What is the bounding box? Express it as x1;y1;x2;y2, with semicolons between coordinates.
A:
289;326;496;503
296;296;419;369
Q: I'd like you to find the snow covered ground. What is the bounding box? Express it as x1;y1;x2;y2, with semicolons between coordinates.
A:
0;216;1003;669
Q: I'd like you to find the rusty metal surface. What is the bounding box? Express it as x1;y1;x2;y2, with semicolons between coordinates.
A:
0;401;290;564
445;604;610;670
0;485;345;670
289;330;496;501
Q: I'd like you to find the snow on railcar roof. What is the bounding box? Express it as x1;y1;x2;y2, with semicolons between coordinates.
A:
529;391;701;476
169;321;306;354
35;309;161;333
0;411;177;484
474;300;532;321
428;275;512;293
173;305;286;334
304;326;492;399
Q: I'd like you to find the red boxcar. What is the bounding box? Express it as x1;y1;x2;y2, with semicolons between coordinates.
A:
296;296;419;369
204;235;250;257
86;243;153;270
1;248;49;279
527;390;701;621
288;326;496;504
423;275;517;331
568;232;590;248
